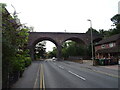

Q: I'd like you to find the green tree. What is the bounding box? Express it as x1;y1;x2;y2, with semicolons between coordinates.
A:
86;28;99;34
2;4;31;88
35;41;46;59
62;41;87;59
47;47;57;58
111;14;120;27
108;14;120;35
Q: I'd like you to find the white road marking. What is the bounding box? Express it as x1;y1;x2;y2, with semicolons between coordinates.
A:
58;65;64;69
52;62;86;80
68;70;86;81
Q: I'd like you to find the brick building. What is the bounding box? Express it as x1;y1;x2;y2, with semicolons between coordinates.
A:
95;34;120;64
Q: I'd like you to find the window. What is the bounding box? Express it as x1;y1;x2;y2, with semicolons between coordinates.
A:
101;45;105;48
109;43;114;47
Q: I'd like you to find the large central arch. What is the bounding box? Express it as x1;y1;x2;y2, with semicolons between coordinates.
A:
28;32;102;60
28;37;61;60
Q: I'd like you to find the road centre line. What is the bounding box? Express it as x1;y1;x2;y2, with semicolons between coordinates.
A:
40;64;45;90
33;64;41;89
68;70;86;81
42;64;45;90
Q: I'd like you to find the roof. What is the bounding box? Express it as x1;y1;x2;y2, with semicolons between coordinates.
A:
96;34;120;45
96;46;120;53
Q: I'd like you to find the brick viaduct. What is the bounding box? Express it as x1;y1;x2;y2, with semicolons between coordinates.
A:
28;32;102;60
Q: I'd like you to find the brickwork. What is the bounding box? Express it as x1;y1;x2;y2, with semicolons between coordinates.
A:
28;32;102;60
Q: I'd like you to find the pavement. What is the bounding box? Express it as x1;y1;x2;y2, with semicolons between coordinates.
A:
82;60;118;70
99;65;118;70
11;61;41;88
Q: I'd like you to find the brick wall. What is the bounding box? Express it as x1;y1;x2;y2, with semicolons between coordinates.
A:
95;42;116;52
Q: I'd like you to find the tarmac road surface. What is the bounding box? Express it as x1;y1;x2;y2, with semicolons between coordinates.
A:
12;60;119;89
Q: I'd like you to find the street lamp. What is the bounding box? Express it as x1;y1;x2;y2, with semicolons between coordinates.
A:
87;19;94;64
64;29;66;32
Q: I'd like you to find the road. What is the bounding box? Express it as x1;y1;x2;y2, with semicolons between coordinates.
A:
12;60;119;89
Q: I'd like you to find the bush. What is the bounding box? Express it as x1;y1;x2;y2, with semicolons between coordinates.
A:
2;4;32;88
25;57;32;67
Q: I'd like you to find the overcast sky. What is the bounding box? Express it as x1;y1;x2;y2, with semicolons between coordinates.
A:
1;0;120;51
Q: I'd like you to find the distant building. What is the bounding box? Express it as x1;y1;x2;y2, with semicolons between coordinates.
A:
95;34;120;63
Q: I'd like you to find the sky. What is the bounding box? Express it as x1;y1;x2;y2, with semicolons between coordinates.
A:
1;0;120;52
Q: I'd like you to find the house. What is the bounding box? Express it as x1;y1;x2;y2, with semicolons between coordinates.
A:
95;34;120;64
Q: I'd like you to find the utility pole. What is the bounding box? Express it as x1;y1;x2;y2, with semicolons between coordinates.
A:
87;19;94;65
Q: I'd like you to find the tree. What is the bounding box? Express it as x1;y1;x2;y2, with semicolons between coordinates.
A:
99;13;120;37
86;28;99;34
61;41;87;59
111;14;120;27
47;47;57;58
2;4;31;88
110;14;120;35
35;41;46;59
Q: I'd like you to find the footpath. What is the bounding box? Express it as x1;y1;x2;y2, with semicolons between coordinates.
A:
83;60;118;70
69;60;119;78
99;65;118;70
11;61;40;88
84;60;119;78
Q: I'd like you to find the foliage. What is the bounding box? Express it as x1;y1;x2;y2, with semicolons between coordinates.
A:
2;4;32;88
34;41;46;59
86;28;99;34
98;14;120;38
110;14;120;34
47;47;57;58
61;41;87;59
111;14;120;26
47;41;90;59
24;57;32;67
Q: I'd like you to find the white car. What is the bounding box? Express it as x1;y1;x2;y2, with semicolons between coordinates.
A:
52;57;56;61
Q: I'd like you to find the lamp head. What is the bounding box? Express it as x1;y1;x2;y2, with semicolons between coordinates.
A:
87;19;91;21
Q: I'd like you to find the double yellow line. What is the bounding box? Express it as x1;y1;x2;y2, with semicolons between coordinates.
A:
33;64;45;90
40;64;45;90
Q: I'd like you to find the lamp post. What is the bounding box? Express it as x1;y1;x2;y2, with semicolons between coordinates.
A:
64;29;66;32
87;19;94;65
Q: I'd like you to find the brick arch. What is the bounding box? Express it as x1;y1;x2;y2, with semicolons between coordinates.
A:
28;37;61;61
61;37;86;45
32;37;58;47
28;32;102;60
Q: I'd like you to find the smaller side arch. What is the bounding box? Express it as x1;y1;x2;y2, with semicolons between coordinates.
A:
61;37;86;46
61;37;88;60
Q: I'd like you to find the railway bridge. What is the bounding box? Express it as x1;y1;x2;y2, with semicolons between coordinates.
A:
28;32;102;60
